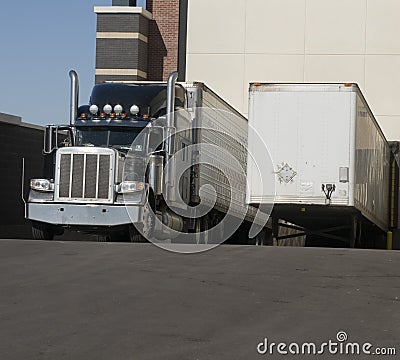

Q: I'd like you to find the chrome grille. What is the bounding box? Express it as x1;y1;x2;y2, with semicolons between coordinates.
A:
56;149;114;203
71;154;84;198
98;155;111;199
84;154;97;198
59;154;71;198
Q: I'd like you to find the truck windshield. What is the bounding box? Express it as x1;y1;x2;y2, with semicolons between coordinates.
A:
76;127;146;152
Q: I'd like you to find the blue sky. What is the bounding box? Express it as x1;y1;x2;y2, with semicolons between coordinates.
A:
0;0;146;126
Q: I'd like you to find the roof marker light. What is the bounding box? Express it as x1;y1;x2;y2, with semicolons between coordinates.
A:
130;105;140;115
103;104;112;114
89;104;99;115
114;104;123;115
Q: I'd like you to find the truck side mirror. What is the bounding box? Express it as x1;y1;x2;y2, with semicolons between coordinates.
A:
44;126;54;154
44;125;75;154
148;155;164;196
149;127;165;153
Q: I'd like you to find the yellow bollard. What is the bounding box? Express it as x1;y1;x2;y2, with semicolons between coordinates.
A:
387;231;393;250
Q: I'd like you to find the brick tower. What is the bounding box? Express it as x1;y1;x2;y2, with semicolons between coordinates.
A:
94;0;188;83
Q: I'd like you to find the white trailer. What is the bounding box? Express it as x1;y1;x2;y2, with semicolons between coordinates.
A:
247;83;396;247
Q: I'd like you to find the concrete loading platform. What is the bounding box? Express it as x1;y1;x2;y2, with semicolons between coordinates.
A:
0;240;399;359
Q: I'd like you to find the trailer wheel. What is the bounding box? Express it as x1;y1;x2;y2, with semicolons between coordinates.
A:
254;228;269;246
31;221;55;240
195;217;209;244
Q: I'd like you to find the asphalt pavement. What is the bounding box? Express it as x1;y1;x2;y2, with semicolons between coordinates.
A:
0;240;399;359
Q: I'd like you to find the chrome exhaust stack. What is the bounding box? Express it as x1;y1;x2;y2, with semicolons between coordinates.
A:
166;71;179;128
164;71;179;201
69;70;79;125
166;71;179;155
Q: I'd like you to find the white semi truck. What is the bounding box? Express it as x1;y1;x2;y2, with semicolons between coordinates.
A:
246;83;399;247
26;71;270;244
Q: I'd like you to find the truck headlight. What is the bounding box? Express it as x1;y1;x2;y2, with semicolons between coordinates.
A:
30;179;54;192
117;181;145;193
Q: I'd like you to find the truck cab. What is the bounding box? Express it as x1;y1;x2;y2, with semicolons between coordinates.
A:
26;71;267;247
27;72;186;242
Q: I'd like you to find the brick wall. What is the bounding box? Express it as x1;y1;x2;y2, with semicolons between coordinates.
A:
94;9;150;83
147;0;180;81
96;13;149;35
96;38;148;71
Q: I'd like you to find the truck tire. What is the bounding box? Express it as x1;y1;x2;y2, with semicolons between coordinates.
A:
253;228;264;246
31;221;55;240
141;199;155;239
253;228;274;246
129;193;156;243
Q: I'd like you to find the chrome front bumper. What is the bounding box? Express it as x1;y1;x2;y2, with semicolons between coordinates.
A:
27;202;141;226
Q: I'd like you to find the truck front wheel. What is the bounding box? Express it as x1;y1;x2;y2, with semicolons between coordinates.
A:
129;197;155;243
31;221;55;240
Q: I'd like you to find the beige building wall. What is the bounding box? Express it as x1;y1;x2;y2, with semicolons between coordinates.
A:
186;0;400;140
